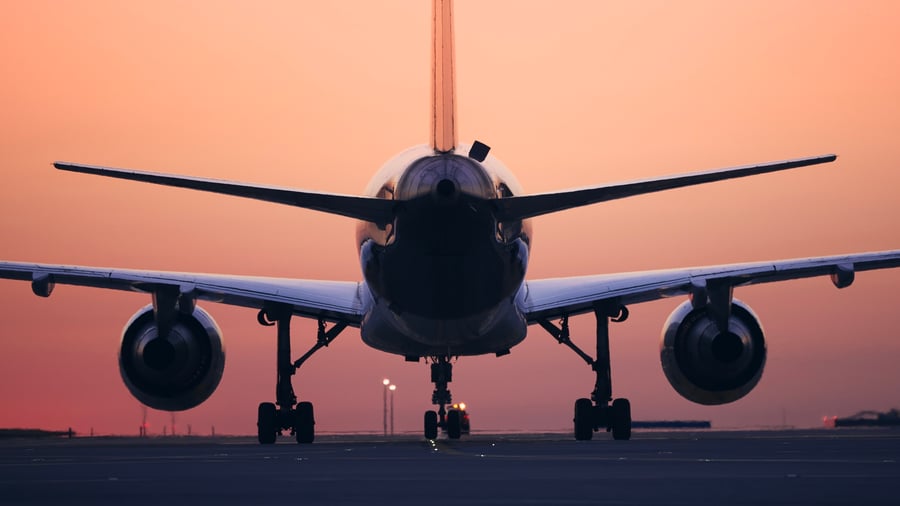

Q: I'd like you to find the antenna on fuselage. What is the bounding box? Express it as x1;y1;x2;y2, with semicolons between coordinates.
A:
431;0;457;153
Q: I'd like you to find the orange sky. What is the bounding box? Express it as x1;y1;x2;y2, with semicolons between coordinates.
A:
2;1;900;435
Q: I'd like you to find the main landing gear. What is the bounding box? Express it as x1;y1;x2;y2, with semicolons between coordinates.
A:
423;356;464;439
255;304;347;444
538;301;632;441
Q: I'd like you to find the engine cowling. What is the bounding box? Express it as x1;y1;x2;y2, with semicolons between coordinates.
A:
660;299;766;405
119;304;225;411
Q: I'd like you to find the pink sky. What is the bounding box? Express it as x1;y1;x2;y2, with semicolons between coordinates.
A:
2;1;900;435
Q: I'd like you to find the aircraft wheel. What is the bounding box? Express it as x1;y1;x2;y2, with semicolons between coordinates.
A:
257;402;277;444
295;401;315;444
574;398;594;441
424;410;438;439
611;398;631;441
447;409;462;439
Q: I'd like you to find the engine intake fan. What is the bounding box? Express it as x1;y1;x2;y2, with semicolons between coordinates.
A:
660;299;766;405
119;304;225;411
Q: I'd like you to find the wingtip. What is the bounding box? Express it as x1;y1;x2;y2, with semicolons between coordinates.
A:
806;154;837;165
54;161;99;173
53;161;80;171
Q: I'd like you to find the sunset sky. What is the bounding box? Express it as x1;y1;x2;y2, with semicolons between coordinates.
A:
2;1;900;436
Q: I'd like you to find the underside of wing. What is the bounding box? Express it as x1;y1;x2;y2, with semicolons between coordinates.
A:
0;261;367;324
522;249;900;322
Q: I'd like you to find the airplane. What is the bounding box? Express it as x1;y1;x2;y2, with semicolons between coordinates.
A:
2;0;900;444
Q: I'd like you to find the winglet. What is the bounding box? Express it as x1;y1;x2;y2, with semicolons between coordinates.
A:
431;0;457;153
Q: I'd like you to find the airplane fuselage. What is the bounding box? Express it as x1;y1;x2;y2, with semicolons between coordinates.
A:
356;145;532;357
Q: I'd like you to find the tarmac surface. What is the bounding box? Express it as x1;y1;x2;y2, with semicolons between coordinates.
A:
1;428;898;505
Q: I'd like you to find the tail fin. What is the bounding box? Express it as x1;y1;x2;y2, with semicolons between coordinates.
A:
431;0;457;153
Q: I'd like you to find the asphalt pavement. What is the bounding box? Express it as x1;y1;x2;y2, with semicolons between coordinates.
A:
1;429;898;505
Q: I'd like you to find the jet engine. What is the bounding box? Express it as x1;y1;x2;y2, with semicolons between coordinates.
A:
660;299;766;405
118;304;225;411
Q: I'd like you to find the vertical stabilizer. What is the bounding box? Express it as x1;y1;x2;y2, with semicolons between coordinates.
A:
431;0;457;153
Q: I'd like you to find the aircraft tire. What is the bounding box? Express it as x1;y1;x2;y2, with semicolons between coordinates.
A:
611;398;631;441
295;401;315;444
424;410;438;439
257;402;277;444
574;398;593;441
447;409;462;439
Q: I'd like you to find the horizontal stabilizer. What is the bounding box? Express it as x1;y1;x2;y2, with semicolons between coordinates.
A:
493;154;837;222
54;162;396;226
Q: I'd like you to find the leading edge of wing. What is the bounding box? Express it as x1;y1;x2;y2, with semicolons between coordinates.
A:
494;154;837;222
54;162;395;226
521;249;900;322
0;261;367;324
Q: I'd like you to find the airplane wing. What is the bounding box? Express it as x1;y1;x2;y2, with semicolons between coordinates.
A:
0;261;367;324
522;250;900;322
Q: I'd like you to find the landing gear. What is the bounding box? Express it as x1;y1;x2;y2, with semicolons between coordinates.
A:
539;301;633;441
255;304;347;444
423;356;461;439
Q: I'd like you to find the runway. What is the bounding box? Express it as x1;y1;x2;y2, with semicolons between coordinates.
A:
1;429;898;505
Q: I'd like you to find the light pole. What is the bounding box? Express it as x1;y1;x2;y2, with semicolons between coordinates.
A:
389;384;397;436
382;378;390;436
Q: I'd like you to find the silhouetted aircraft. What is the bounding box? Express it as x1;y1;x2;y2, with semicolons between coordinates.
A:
3;0;899;443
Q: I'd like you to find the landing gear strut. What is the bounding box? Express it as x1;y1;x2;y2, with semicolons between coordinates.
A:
538;300;632;441
424;356;462;439
255;304;347;444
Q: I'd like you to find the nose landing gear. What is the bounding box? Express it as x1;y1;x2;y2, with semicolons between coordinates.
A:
423;356;464;439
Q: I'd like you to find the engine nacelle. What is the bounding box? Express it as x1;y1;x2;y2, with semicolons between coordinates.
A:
119;304;225;411
660;299;766;405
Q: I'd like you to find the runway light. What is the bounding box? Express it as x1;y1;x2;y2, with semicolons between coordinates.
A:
382;379;391;436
